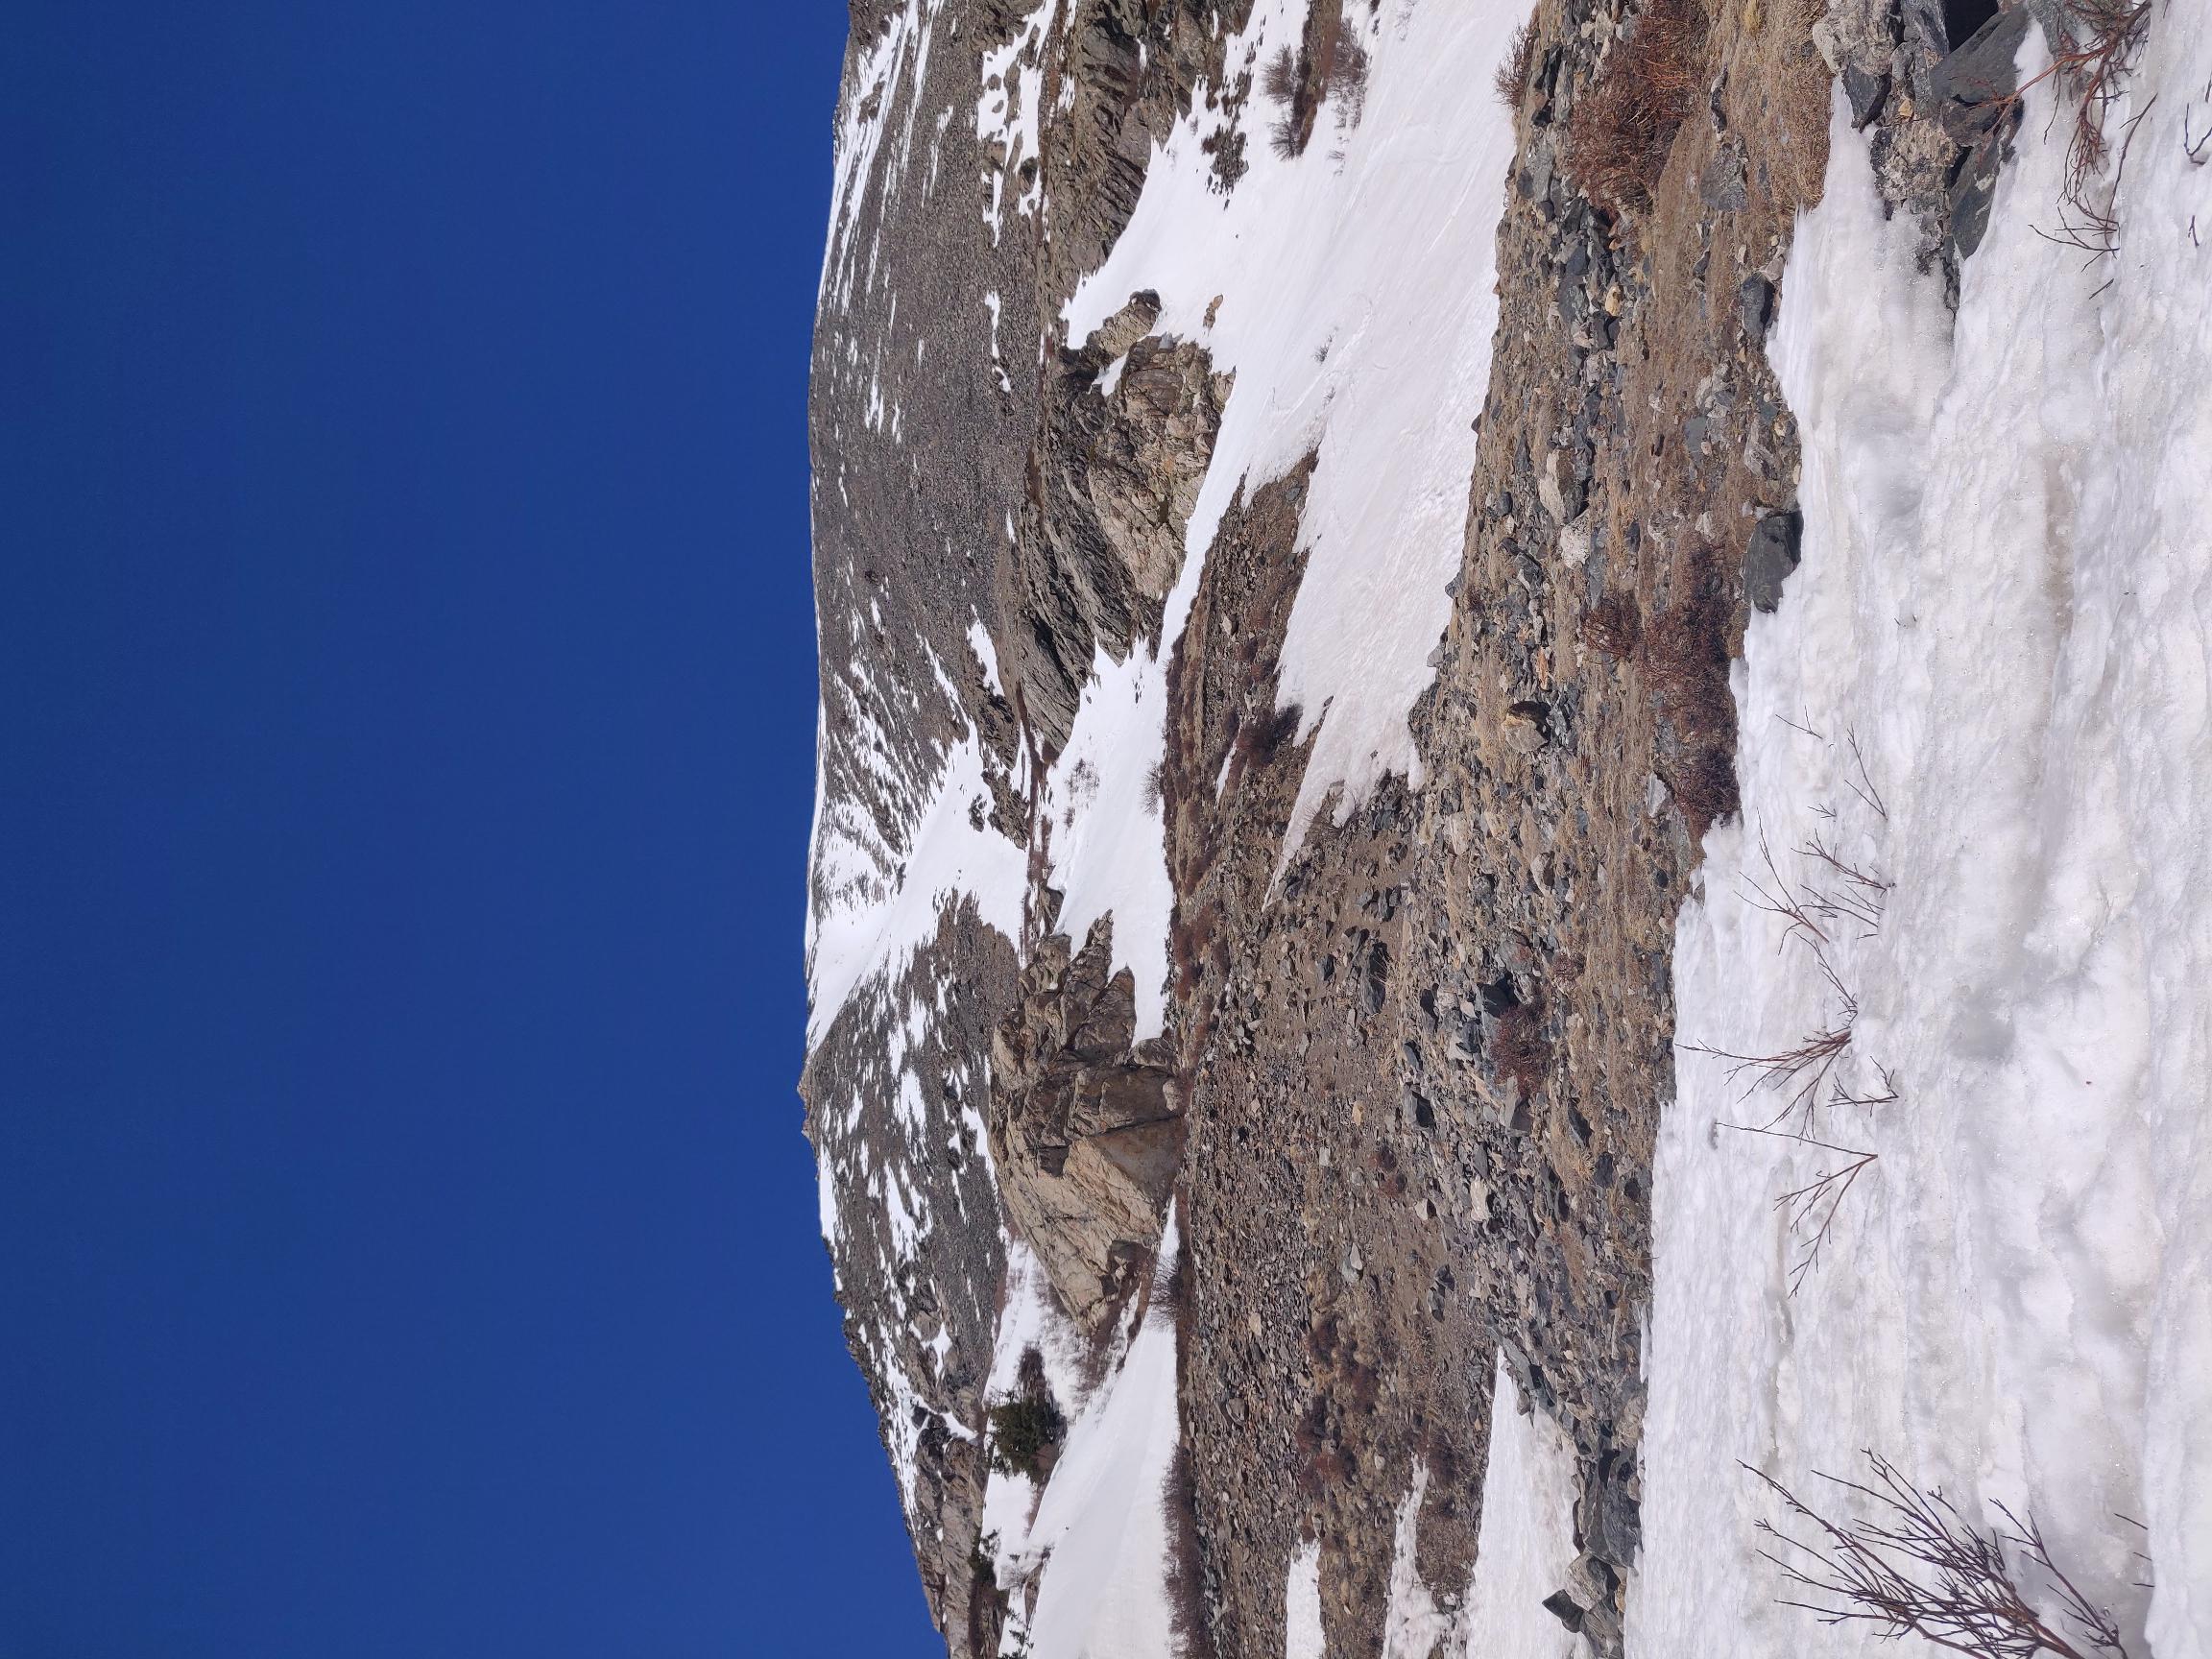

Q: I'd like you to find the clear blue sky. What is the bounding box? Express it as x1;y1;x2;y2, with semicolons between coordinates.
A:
2;4;943;1653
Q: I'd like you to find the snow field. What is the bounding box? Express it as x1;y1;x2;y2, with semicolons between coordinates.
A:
805;724;1027;1050
1033;0;1527;1045
1038;645;1177;1040
1633;32;2212;1659
984;1215;1185;1659
1063;0;1525;859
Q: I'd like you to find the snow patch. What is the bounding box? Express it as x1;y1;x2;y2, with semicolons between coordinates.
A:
1380;1461;1459;1658
1062;0;1524;856
998;1213;1183;1659
1635;52;2212;1659
976;0;1058;242
1039;643;1175;1040
1458;1361;1580;1658
1286;1540;1326;1659
806;726;1026;1050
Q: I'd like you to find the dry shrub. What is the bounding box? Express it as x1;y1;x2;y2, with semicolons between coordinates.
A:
1565;0;1710;216
1260;16;1371;158
1495;11;1541;112
1579;591;1643;658
1493;1001;1551;1101
1162;1444;1217;1657
1642;549;1733;735
2014;0;2154;255
1318;15;1370;127
1664;746;1741;837
1750;1454;2139;1659
1233;701;1304;768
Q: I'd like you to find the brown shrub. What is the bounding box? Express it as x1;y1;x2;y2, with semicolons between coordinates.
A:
1492;1001;1551;1100
1233;700;1305;768
1171;902;1221;997
1642;548;1733;736
1665;746;1741;838
1494;11;1540;112
1750;1453;2136;1659
1261;18;1372;158
1579;591;1643;658
1565;0;1709;216
1318;16;1370;127
1162;1444;1217;1657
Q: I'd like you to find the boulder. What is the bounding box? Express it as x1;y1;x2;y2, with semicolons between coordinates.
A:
1929;8;2031;106
1743;508;1804;613
987;923;1183;1332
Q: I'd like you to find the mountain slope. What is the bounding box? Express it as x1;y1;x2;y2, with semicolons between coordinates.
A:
804;1;2210;1654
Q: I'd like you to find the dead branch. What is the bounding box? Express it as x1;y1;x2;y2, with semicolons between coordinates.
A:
1686;1013;1854;1134
1797;830;1891;939
1747;1454;2136;1658
1718;1122;1880;1292
2003;0;2154;258
1844;729;1887;822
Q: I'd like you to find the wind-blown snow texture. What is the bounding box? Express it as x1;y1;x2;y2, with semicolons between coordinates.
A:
808;0;2212;1649
1063;0;1523;863
1634;43;2212;1659
983;1217;1185;1659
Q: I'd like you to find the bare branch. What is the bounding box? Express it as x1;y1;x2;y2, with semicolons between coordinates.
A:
1746;1455;2138;1659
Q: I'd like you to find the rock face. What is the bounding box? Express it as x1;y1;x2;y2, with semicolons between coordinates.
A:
804;1;2005;1653
988;922;1184;1334
1019;301;1231;746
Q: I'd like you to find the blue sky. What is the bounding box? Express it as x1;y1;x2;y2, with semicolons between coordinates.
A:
2;3;942;1653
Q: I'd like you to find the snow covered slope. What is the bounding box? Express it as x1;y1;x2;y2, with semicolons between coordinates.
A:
805;0;2210;1651
1063;0;1524;861
1636;38;2212;1659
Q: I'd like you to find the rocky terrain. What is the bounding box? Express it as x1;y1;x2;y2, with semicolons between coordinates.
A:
801;0;2121;1654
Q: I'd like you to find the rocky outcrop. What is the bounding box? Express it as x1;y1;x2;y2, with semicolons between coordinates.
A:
988;920;1184;1333
1010;298;1231;748
805;0;1997;1650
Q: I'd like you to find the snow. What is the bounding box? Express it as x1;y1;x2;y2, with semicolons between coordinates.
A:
978;1239;1097;1570
984;290;1014;394
1633;45;2212;1659
805;725;1027;1050
1039;644;1175;1039
1285;1541;1326;1659
1458;1361;1580;1659
995;1214;1183;1659
1062;0;1524;855
814;1138;843;1250
1379;1461;1459;1658
822;0;920;306
970;614;1005;698
976;0;1059;243
1328;1388;1581;1659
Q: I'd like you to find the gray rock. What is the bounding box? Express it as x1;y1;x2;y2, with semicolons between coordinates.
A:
1842;62;1890;129
1698;144;1748;212
1948;141;2005;259
1929;8;2031;106
1737;275;1774;345
1743;508;1804;613
1541;1590;1587;1633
